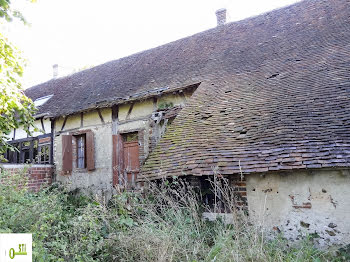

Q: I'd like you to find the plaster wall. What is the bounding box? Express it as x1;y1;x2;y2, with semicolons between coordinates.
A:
246;169;350;246
157;93;188;108
118;100;154;121
54;110;113;197
56;114;81;131
84;108;112;126
118;93;188;122
129;100;154;120
55;109;112;133
118;120;148;133
7;119;51;140
118;104;131;121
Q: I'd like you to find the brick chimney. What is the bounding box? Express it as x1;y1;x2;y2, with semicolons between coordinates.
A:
53;64;58;78
215;8;227;26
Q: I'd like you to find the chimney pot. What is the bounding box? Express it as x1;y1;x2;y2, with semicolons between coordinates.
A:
53;64;58;78
215;8;227;26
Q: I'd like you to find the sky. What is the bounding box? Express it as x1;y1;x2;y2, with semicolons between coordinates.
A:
5;0;300;88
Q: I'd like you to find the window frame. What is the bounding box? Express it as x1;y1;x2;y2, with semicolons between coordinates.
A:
38;143;51;164
63;129;95;173
2;135;51;165
75;134;86;169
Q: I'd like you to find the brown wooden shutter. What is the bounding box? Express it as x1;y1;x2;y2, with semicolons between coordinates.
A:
62;135;72;173
86;131;95;171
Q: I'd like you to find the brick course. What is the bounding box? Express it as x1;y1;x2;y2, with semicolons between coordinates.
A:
0;165;54;192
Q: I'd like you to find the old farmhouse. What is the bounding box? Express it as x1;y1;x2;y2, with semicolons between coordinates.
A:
1;0;350;246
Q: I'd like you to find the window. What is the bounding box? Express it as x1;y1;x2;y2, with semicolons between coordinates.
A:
2;138;49;164
62;131;95;173
5;143;20;163
38;144;50;164
200;176;230;213
33;95;53;107
123;132;138;142
76;134;86;169
21;141;31;164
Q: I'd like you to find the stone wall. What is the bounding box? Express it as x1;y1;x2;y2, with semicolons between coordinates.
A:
246;169;350;246
54;109;113;197
0;164;53;192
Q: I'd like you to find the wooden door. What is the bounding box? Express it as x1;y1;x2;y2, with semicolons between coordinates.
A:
122;141;139;189
112;132;140;190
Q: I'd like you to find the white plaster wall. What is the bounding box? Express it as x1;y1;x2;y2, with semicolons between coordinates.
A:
246;169;350;246
29;119;51;137
13;127;27;140
7;119;51;140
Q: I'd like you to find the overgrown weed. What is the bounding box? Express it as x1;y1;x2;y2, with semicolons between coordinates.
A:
0;170;348;261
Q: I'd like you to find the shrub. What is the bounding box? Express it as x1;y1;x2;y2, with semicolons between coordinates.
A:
0;171;347;261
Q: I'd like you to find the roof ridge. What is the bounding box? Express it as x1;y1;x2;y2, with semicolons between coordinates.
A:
26;0;311;91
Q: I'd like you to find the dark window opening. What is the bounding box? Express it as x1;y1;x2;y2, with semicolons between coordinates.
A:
200;176;231;213
38;144;50;164
21;141;31;164
2;137;51;164
76;134;86;169
5;144;20;163
123;132;138;142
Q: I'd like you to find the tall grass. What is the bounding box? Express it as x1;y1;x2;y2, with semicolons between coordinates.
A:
0;170;348;261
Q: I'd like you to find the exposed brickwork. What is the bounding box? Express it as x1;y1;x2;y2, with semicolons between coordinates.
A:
229;174;247;207
0;165;54;192
186;174;248;209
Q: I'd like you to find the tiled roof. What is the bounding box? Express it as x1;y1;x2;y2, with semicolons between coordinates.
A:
24;16;228;117
140;0;350;180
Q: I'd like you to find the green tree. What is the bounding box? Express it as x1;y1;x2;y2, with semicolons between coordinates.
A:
0;0;37;160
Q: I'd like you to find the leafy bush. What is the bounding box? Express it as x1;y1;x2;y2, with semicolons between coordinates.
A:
0;171;348;261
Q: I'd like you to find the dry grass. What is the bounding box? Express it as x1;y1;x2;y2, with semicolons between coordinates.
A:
106;176;342;262
0;169;347;261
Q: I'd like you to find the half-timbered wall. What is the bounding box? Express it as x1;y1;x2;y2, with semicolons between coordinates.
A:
112;89;195;190
3;117;53;165
7;118;52;141
54;87;196;195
